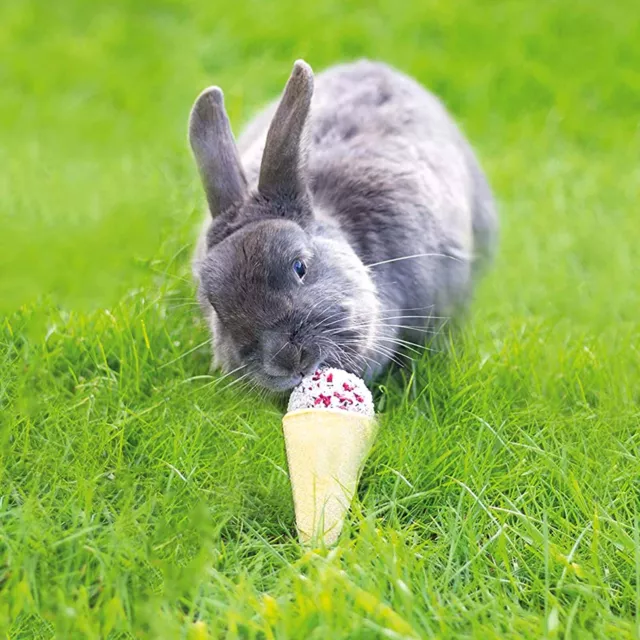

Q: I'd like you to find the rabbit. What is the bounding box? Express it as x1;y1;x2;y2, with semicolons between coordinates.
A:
188;59;498;391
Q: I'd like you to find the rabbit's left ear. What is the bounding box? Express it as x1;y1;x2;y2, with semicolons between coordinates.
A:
258;60;314;199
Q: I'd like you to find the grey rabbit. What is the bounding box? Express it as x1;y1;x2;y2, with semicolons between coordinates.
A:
189;59;498;391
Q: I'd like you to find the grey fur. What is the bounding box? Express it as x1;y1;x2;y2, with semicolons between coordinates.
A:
189;87;248;217
189;59;498;391
258;60;314;198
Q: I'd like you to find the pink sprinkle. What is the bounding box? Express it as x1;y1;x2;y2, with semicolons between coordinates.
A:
326;373;333;383
354;394;364;403
343;383;354;392
316;393;332;408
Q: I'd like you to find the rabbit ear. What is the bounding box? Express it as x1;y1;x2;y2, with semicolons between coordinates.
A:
189;87;248;217
258;60;314;198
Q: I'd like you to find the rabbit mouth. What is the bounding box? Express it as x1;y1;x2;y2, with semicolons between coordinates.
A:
256;358;323;391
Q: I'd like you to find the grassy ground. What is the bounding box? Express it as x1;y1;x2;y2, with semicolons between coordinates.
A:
1;0;639;637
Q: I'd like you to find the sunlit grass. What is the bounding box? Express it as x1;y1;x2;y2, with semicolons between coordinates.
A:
1;0;639;637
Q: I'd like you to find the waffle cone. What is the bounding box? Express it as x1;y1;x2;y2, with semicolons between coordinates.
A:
282;408;377;545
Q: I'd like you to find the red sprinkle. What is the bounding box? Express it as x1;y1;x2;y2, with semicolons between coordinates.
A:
334;392;353;404
354;394;364;403
343;383;354;392
316;393;332;407
326;373;333;382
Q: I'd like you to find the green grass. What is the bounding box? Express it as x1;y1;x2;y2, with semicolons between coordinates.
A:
1;0;639;637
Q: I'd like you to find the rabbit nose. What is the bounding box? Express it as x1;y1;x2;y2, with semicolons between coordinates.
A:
276;342;301;373
263;337;315;378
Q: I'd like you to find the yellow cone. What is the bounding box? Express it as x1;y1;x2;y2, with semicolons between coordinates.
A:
282;408;378;545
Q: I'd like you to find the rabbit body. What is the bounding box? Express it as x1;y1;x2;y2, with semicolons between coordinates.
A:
190;60;497;390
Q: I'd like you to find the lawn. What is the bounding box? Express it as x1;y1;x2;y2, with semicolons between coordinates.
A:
1;0;639;637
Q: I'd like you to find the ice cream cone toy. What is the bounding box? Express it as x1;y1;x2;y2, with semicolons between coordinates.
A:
283;368;378;545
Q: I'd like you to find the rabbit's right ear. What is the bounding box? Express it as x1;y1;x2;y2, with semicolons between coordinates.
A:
258;60;314;199
189;87;248;217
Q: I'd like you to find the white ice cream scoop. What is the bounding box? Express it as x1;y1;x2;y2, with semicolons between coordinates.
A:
287;367;375;416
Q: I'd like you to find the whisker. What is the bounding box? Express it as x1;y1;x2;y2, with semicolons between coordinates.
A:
301;291;343;326
215;370;253;395
189;363;248;389
268;341;289;365
369;348;406;368
377;336;435;354
313;302;352;328
365;252;467;269
341;349;364;373
340;340;406;368
303;289;350;324
356;352;384;370
167;302;203;310
321;336;366;374
374;304;437;315
375;314;448;322
160;338;213;369
321;314;352;330
326;323;440;337
374;339;423;356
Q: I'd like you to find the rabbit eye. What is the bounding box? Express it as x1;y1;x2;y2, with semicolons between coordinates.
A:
292;258;307;280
